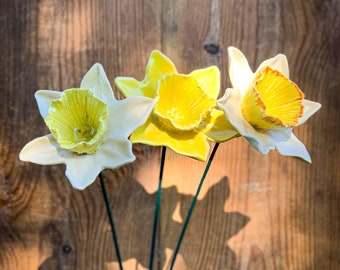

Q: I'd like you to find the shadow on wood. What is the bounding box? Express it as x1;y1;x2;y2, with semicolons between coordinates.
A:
34;176;249;270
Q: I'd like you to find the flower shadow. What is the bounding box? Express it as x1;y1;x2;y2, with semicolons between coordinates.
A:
37;174;249;270
110;175;250;269
159;176;250;269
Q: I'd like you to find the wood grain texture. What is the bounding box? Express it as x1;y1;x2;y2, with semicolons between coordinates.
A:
0;0;339;269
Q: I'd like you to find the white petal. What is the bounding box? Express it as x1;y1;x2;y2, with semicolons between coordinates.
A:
19;134;71;165
227;47;254;95
35;90;62;119
80;63;116;106
256;54;289;77
109;96;156;138
98;137;136;168
298;99;321;125
64;156;104;190
63;138;135;190
274;133;312;163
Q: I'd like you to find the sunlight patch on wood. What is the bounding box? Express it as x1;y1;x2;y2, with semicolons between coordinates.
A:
164;248;188;270
171;201;183;223
106;258;148;270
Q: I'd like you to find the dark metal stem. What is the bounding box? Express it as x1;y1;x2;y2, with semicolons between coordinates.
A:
99;172;123;270
169;143;220;269
149;146;167;270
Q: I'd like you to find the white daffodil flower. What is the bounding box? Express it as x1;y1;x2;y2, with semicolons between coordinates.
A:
217;47;321;162
20;63;155;189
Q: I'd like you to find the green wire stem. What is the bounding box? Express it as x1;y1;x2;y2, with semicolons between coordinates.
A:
149;146;167;270
169;143;220;270
99;172;123;270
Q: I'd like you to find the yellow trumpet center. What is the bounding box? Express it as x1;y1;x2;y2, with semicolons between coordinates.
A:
153;74;216;133
241;67;304;130
45;89;108;154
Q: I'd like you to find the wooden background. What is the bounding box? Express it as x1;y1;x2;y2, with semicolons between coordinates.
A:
1;0;339;269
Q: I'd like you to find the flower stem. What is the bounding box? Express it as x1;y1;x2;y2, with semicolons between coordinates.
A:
169;143;220;270
149;146;167;270
99;172;123;270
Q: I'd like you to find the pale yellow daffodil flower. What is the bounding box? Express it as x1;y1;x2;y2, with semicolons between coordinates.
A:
20;64;155;189
217;47;321;162
115;50;237;161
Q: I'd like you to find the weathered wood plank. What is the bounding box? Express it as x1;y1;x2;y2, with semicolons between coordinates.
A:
0;0;162;269
0;0;339;269
158;1;340;270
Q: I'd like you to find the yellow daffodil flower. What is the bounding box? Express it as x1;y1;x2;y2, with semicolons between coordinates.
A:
115;51;238;161
20;64;155;189
217;47;321;162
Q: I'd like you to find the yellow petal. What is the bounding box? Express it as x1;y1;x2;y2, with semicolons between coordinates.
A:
241;67;304;129
189;66;220;99
45;89;108;154
153;74;216;131
114;77;145;98
130;116;210;161
199;109;239;142
115;50;177;98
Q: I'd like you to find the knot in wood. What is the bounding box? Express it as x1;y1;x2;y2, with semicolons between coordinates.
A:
203;43;219;54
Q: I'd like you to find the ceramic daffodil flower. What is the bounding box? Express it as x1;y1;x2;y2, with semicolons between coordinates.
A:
19;64;155;189
217;47;321;162
115;50;238;161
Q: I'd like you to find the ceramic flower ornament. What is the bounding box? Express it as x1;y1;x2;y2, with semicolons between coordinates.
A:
217;47;321;162
19;63;155;189
115;50;238;161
